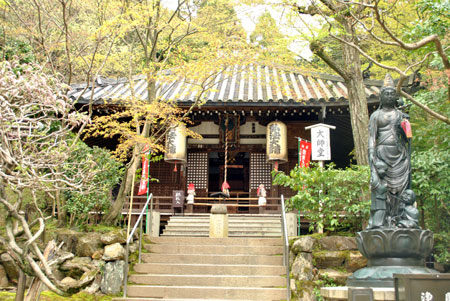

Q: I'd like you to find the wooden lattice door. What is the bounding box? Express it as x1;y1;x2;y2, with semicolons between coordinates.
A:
186;152;208;197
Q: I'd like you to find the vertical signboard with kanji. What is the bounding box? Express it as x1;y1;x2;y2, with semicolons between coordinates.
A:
311;126;331;161
305;123;336;165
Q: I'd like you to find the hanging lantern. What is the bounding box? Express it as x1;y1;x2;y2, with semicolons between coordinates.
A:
266;121;288;170
164;124;187;171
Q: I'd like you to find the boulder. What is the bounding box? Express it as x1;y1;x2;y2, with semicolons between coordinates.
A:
83;274;102;294
103;243;125;261
60;276;78;289
0;253;18;283
76;232;103;257
291;236;317;254
100;230;127;245
91;249;104;260
318;236;357;251
78;269;98;287
344;251;367;272
313;251;346;269
55;229;83;254
0;264;9;287
60;257;93;276
101;260;125;295
54;251;74;265
318;269;352;286
291;252;314;281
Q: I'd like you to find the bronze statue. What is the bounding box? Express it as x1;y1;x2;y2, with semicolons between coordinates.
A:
347;73;436;288
367;73;415;229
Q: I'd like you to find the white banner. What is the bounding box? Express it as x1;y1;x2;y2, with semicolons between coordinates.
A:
311;126;331;161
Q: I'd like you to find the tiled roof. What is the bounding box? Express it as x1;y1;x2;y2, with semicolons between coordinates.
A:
69;65;383;105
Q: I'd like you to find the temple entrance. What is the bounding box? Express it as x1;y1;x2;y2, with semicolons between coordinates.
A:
208;151;249;198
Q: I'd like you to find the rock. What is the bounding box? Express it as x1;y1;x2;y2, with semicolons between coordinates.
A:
78;269;98;287
291;252;314;281
318;269;352;286
51;267;65;281
0;253;18;283
129;242;139;254
83;274;102;294
61;276;78;289
103;243;125;261
60;257;93;276
55;229;83;254
101;260;125;295
313;251;346;269
76;232;103;257
0;264;9;287
318;236;357;251
295;281;316;301
292;236;317;254
344;251;367;272
100;230;127;245
92;249;104;260
54;251;74;265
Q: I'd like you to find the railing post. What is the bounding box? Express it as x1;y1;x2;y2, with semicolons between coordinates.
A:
123;193;153;298
281;195;291;301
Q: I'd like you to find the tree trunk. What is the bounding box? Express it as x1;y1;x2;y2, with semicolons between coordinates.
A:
16;270;26;301
103;151;141;224
342;22;370;165
56;190;67;227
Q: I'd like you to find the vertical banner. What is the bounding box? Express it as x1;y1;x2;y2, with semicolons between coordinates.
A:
137;145;150;196
311;126;331;161
137;155;149;195
299;139;312;167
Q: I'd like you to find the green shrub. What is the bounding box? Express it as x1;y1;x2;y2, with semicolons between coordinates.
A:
273;163;370;232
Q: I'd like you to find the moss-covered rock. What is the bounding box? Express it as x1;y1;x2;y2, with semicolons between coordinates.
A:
313;250;347;269
344;251;367;272
318;236;357;251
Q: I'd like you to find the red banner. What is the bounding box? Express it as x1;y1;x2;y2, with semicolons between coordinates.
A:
137;154;149;196
299;140;312;168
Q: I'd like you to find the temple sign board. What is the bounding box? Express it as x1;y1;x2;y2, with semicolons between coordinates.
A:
305;123;336;165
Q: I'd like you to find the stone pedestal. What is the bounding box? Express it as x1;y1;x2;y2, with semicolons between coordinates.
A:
209;205;228;238
321;287;395;301
286;212;298;237
347;228;438;287
149;211;160;237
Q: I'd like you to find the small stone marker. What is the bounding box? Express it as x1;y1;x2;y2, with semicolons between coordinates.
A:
209;204;228;238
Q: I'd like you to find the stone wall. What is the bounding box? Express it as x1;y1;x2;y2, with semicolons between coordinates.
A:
0;228;139;295
289;235;368;301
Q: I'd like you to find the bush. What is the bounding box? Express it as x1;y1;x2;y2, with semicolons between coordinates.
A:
63;139;124;226
273;163;370;232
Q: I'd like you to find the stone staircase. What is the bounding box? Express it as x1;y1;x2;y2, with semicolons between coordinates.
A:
114;236;287;300
162;214;282;237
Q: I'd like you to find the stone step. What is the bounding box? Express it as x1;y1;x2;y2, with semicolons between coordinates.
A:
162;230;282;237
124;285;286;300
161;233;282;237
144;244;283;255
169;217;281;222
147;237;283;246
165;221;281;226
141;253;284;265
133;263;286;276
165;224;281;230
129;274;286;287
112;297;248;301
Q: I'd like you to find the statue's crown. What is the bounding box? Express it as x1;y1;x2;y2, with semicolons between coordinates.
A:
382;73;395;90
